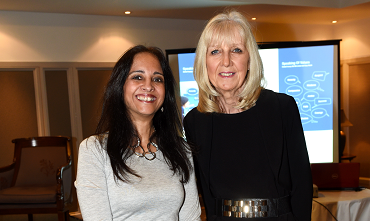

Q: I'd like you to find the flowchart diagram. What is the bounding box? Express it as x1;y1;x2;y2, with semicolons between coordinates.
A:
279;45;334;131
285;71;331;124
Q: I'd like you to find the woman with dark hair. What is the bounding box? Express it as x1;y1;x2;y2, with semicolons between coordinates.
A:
75;45;201;220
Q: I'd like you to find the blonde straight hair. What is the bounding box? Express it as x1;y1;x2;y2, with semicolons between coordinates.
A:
194;10;264;113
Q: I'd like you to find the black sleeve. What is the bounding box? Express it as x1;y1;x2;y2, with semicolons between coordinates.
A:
282;95;313;220
183;112;217;219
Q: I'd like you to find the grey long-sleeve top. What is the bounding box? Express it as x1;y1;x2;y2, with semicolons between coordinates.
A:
75;136;201;221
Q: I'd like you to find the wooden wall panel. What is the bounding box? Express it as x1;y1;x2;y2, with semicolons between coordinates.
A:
348;62;370;177
45;70;72;138
78;69;112;140
0;71;38;167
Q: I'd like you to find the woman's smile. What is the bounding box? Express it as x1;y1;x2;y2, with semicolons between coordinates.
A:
136;94;157;102
219;72;235;77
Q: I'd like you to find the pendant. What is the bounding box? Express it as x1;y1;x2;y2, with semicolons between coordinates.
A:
131;137;158;161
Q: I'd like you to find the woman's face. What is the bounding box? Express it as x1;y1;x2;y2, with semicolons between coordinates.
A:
206;30;250;97
123;52;165;120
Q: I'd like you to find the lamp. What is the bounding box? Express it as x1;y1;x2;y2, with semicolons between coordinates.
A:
339;109;353;160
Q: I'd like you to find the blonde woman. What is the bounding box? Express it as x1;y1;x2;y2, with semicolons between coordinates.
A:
184;11;312;221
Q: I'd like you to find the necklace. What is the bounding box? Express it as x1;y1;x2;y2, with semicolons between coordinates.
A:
131;137;158;161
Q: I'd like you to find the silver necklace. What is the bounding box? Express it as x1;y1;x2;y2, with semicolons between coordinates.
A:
131;137;158;161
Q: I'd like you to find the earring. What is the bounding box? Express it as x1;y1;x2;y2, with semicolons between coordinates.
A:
161;107;164;112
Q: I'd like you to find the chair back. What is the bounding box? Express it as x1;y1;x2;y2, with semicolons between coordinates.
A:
11;137;71;187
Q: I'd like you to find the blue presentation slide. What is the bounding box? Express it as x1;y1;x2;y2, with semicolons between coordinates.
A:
278;45;334;131
178;53;198;118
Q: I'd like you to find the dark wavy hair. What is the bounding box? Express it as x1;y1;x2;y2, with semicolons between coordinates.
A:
95;45;193;183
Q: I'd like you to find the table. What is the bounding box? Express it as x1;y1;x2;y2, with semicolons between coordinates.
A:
312;189;370;221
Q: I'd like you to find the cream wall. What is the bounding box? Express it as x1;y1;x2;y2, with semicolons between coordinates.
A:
1;11;369;62
254;22;336;43
0;11;206;62
335;17;370;60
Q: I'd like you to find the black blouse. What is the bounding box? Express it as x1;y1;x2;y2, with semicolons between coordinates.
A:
210;108;277;200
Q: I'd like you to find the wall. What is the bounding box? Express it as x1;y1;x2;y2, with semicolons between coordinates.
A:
78;69;112;139
0;11;206;62
254;22;336;43
1;10;369;76
254;17;370;60
348;63;370;177
0;71;39;167
335;17;370;60
336;17;370;177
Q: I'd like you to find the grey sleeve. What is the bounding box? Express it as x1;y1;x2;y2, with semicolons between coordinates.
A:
179;154;202;221
75;137;113;221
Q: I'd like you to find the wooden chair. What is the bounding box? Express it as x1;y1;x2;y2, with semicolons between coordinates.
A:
0;136;74;221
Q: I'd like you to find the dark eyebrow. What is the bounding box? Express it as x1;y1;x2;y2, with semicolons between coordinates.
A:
128;70;144;75
128;70;164;77
154;71;164;76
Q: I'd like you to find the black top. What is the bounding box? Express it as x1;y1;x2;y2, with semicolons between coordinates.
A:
210;107;276;200
184;89;313;221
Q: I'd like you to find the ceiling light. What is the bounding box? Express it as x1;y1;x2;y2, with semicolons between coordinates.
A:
125;11;131;15
332;20;337;23
252;18;257;20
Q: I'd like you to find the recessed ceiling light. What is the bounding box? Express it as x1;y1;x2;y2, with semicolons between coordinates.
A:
332;20;337;23
252;17;257;20
125;11;131;15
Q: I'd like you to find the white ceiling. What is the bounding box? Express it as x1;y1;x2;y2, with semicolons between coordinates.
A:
1;0;370;24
